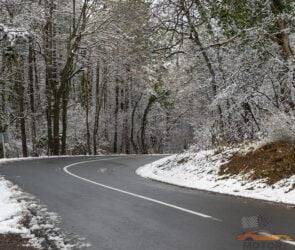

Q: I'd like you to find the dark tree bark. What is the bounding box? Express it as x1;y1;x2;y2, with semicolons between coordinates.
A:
93;61;101;155
33;45;41;112
43;0;58;155
15;55;28;157
44;8;53;155
83;70;91;155
28;42;38;156
60;0;89;155
141;95;157;154
51;35;60;156
131;94;142;154
113;79;119;153
121;82;130;154
93;60;108;154
61;84;69;155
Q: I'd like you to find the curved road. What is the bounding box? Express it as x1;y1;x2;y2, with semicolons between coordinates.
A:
0;156;295;250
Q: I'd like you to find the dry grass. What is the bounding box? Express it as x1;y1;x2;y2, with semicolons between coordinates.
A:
0;234;37;250
219;141;295;185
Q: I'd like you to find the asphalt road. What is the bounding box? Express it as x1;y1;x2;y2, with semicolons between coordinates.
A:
0;155;295;250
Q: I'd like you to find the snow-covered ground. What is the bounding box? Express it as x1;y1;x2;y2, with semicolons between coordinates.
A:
0;176;76;249
136;145;295;205
0;177;27;234
0;157;91;249
0;154;97;165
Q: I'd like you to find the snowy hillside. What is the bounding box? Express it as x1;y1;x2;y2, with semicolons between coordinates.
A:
136;143;295;205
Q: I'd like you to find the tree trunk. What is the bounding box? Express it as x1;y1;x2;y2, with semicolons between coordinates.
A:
52;91;60;155
93;61;101;154
181;0;224;144
113;79;119;153
84;70;91;155
45;72;53;155
121;82;130;154
93;60;108;154
51;44;60;155
28;42;38;156
16;56;28;157
51;20;61;155
33;42;41;109
131;94;142;154
44;0;58;155
44;14;53;155
141;95;157;154
61;84;69;155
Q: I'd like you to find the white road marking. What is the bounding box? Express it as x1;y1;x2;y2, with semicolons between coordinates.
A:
260;232;295;246
63;157;221;222
281;240;295;246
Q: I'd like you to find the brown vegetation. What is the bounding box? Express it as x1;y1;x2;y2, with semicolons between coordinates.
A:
219;142;295;185
0;234;37;250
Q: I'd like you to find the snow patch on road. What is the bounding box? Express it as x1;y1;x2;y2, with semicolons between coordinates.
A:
136;144;295;205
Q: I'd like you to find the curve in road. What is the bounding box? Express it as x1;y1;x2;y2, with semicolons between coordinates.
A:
63;157;221;221
0;155;295;250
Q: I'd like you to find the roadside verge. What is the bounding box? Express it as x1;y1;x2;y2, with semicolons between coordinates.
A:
136;142;295;206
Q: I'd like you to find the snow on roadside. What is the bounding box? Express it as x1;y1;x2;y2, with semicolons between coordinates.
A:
0;177;73;249
0;177;27;235
136;145;295;205
0;157;92;249
0;155;98;165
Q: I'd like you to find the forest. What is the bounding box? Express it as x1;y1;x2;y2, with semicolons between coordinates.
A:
0;0;294;157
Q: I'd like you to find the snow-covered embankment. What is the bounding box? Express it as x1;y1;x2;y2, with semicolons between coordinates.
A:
136;146;295;205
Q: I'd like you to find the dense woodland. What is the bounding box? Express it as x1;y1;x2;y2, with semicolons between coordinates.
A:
0;0;294;157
